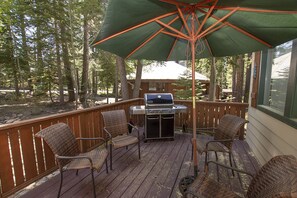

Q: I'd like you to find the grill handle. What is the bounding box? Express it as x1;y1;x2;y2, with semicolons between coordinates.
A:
147;117;159;120
162;116;174;120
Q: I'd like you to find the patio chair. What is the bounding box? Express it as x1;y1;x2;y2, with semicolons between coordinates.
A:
195;114;247;173
35;123;108;198
101;109;140;170
185;155;297;198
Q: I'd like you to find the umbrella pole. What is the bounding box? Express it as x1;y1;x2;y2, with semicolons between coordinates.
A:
191;39;198;177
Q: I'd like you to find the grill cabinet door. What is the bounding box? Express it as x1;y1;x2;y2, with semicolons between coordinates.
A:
161;114;174;137
146;115;160;139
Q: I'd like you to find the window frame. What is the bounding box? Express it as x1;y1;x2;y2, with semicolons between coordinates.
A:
257;39;297;129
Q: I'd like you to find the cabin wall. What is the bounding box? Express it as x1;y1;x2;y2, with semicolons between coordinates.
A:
246;53;297;165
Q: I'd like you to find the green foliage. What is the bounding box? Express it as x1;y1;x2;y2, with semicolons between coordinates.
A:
173;70;205;100
96;51;116;89
0;0;106;98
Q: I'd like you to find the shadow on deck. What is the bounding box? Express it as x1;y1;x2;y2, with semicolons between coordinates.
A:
17;132;261;198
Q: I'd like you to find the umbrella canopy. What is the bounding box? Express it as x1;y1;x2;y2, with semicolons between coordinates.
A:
92;0;297;61
91;0;297;176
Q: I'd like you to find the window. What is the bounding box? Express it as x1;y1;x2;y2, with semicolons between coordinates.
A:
258;38;297;128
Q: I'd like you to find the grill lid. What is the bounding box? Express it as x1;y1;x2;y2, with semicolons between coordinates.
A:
144;93;174;107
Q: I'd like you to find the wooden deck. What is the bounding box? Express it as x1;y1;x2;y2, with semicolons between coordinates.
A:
17;132;261;198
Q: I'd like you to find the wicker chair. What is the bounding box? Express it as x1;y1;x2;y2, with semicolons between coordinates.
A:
101;109;140;170
185;155;297;198
195;114;247;173
35;123;108;198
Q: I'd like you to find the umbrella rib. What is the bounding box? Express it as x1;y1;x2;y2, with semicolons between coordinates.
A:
195;0;218;37
126;16;180;59
196;7;239;40
195;14;214;57
199;6;297;14
197;8;273;48
167;14;190;60
161;31;188;40
177;5;191;35
200;23;226;38
204;38;214;57
159;0;189;7
195;0;216;7
91;11;178;47
156;20;190;40
225;22;272;47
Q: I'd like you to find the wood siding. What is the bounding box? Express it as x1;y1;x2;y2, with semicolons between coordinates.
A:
246;108;297;165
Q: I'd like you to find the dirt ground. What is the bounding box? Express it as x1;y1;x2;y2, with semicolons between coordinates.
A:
0;94;116;125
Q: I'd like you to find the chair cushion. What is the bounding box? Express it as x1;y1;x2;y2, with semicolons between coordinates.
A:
186;173;241;198
67;147;108;171
112;134;138;149
196;138;229;153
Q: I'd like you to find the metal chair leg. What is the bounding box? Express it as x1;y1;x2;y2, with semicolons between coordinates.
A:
110;144;113;170
138;141;141;159
191;143;193;160
215;152;219;182
204;151;208;172
229;151;235;176
105;158;108;173
58;168;63;197
91;168;96;198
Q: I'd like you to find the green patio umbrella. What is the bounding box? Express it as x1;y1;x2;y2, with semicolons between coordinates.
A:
91;0;297;176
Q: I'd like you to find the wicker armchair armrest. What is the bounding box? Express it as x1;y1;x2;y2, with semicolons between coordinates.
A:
128;122;140;138
103;127;112;140
207;160;254;178
77;137;107;147
56;155;93;167
205;139;233;150
196;127;216;135
76;137;106;142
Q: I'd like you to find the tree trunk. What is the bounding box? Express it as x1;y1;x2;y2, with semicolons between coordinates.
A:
209;57;216;101
92;68;97;96
7;25;20;98
20;11;32;93
54;9;64;103
234;55;244;102
35;0;44;94
133;60;143;98
244;53;252;103
80;16;90;107
106;87;109;104
115;57;119;102
116;56;129;100
60;20;75;102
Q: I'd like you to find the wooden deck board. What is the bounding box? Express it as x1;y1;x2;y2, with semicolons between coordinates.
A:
16;132;261;198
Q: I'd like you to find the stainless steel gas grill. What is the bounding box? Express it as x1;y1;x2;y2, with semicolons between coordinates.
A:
129;93;188;142
144;93;175;141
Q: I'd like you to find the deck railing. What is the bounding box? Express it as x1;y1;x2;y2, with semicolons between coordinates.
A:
174;100;248;138
0;98;247;197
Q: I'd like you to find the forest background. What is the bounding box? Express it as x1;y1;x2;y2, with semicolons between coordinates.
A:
0;0;251;124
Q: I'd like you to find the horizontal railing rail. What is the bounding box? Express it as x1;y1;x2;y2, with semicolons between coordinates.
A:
0;98;247;197
174;100;248;139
